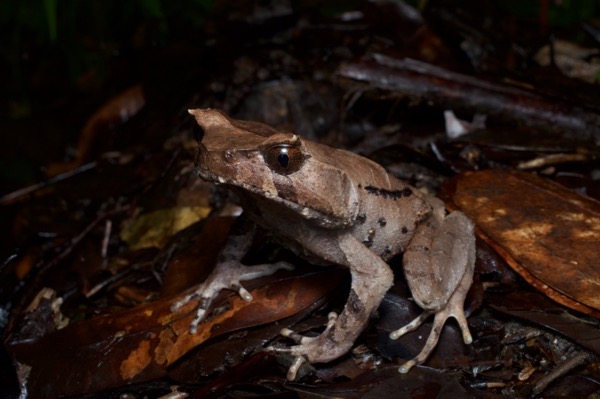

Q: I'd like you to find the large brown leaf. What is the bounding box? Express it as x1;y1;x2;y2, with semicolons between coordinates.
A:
442;169;600;318
7;270;342;398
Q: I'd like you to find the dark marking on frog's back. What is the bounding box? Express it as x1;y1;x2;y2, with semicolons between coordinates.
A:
378;217;386;227
362;229;375;248
356;213;367;224
364;185;413;200
382;245;392;258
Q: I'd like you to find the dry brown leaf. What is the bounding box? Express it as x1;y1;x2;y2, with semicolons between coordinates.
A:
7;270;342;398
442;170;600;318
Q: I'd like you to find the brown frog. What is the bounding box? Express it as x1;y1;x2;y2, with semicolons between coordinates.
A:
172;109;475;379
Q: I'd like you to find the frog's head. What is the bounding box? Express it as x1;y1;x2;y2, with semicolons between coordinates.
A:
189;108;359;228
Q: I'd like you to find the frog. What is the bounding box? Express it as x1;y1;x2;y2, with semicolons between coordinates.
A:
172;108;476;380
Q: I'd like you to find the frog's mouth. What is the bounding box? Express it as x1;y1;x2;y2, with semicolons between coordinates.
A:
197;166;285;204
196;167;231;186
196;164;348;229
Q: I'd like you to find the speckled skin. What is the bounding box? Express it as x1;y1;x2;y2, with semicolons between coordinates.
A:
174;109;475;379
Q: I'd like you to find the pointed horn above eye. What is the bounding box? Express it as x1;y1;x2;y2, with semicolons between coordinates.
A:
188;108;233;129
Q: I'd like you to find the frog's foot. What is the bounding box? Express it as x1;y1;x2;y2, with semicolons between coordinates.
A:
389;295;472;373
171;260;294;333
267;312;347;380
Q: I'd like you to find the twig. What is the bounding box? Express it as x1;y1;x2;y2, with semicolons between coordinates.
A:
0;162;97;206
532;352;592;396
101;220;112;258
517;152;593;170
38;205;130;275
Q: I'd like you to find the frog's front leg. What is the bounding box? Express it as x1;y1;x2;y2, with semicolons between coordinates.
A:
268;234;393;380
171;215;294;333
391;198;475;373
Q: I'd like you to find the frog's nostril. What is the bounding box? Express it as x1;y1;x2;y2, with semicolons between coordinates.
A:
224;150;235;163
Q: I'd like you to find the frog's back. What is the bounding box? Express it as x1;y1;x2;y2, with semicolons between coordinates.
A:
323;148;432;261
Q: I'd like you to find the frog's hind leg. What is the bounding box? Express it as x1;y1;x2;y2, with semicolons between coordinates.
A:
392;200;475;373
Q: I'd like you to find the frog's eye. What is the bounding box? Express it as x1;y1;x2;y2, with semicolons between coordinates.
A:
263;144;305;175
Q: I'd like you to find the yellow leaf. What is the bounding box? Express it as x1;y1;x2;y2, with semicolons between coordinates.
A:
121;207;211;250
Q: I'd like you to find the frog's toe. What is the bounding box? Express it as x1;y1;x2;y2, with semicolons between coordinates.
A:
452;307;473;344
265;345;310;381
171;261;294;334
266;312;343;379
392;303;473;373
238;261;295;281
393;310;444;373
389;311;432;340
279;312;338;345
170;282;222;334
267;312;337;354
286;355;307;381
170;283;210;315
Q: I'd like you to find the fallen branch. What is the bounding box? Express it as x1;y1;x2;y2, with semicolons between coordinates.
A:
338;55;600;143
